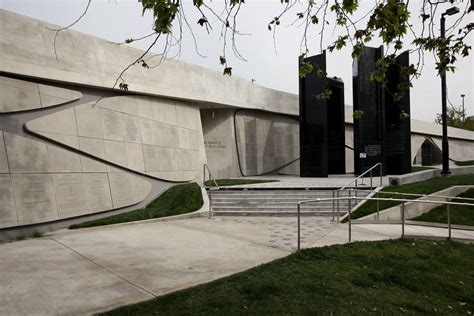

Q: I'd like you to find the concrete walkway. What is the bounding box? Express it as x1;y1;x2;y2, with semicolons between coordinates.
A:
1;216;473;315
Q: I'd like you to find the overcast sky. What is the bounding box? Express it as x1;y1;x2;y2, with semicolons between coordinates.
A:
1;0;473;123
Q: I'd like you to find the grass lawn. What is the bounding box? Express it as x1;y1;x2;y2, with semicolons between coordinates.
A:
102;239;474;315
204;178;279;187
414;188;474;226
349;174;474;221
69;183;203;229
411;166;435;172
455;160;474;166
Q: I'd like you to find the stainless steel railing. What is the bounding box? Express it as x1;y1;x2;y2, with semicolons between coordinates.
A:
297;195;474;250
203;164;220;219
344;188;474;222
333;163;383;223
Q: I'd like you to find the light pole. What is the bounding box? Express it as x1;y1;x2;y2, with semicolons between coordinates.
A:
461;94;466;122
440;6;460;176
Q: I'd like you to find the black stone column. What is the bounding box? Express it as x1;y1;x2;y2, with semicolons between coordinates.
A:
385;51;412;174
299;51;345;177
352;46;387;176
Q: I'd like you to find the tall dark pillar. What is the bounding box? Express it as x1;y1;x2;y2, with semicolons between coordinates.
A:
299;51;345;177
327;77;346;174
385;51;411;174
353;46;386;176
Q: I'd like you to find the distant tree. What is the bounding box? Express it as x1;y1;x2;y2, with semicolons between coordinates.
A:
436;105;474;131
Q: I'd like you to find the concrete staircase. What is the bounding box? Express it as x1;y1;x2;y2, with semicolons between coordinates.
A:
209;189;371;216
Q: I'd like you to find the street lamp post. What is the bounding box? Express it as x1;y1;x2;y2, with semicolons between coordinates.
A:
461;94;466;122
440;6;460;176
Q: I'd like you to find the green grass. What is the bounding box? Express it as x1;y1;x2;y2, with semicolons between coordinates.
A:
349;174;474;221
411;166;435;172
69;183;203;229
455;160;474;166
102;239;474;315
414;188;474;226
204;178;279;187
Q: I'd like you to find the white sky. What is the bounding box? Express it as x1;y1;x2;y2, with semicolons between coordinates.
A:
1;0;473;123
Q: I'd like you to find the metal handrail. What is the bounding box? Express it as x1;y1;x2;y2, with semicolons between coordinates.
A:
345;187;474;221
333;163;383;223
346;188;474;202
203;164;220;218
296;196;474;250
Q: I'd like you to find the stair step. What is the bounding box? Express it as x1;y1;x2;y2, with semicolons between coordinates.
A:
209;188;365;217
213;211;344;217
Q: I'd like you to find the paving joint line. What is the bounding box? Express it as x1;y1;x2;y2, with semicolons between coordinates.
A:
169;221;292;254
47;236;158;299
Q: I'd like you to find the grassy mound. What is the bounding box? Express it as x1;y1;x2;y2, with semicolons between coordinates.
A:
349;174;474;221
69;183;203;229
102;239;474;315
414;188;474;226
455;160;474;166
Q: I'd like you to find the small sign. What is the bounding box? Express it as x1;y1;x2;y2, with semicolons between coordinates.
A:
359;153;367;158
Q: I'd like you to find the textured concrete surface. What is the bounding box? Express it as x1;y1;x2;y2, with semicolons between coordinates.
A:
1;216;473;315
0;131;151;229
0;219;289;315
26;95;206;182
0;10;298;116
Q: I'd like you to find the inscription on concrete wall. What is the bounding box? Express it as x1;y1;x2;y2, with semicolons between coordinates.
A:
0;174;17;228
204;140;227;149
53;174;87;213
12;174;57;225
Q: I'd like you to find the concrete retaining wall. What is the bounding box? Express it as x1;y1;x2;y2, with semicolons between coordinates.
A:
356;185;473;222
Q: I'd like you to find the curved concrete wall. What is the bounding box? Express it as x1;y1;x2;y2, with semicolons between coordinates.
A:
0;9;297;116
26;95;206;182
0;131;151;229
0;76;82;113
235;110;299;176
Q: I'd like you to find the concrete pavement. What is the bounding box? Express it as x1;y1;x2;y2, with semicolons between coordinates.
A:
1;216;473;315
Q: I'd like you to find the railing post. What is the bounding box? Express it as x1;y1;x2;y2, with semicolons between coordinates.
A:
380;164;383;186
355;180;358;199
336;190;340;224
370;170;373;189
332;190;335;222
447;204;451;240
208;187;213;219
297;203;301;251
376;192;380;222
348;191;352;242
401;201;405;238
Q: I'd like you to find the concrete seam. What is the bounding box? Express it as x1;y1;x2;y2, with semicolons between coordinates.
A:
351;224;398;238
48;236;158;299
169;221;292;254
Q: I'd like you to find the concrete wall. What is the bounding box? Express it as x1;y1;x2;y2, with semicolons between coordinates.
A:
0;76;82;113
0;131;151;229
0;9;297;116
1;9;474;233
26;95;207;182
200;109;240;179
234;110;299;176
201;109;300;178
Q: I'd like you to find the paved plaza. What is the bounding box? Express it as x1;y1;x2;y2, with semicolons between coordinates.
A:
1;216;474;315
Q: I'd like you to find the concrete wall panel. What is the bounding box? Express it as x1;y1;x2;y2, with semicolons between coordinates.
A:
235;110;299;176
12;173;58;226
0;76;81;113
5;132;51;173
0;131;150;229
26;95;206;182
0;132;9;173
0;175;17;228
